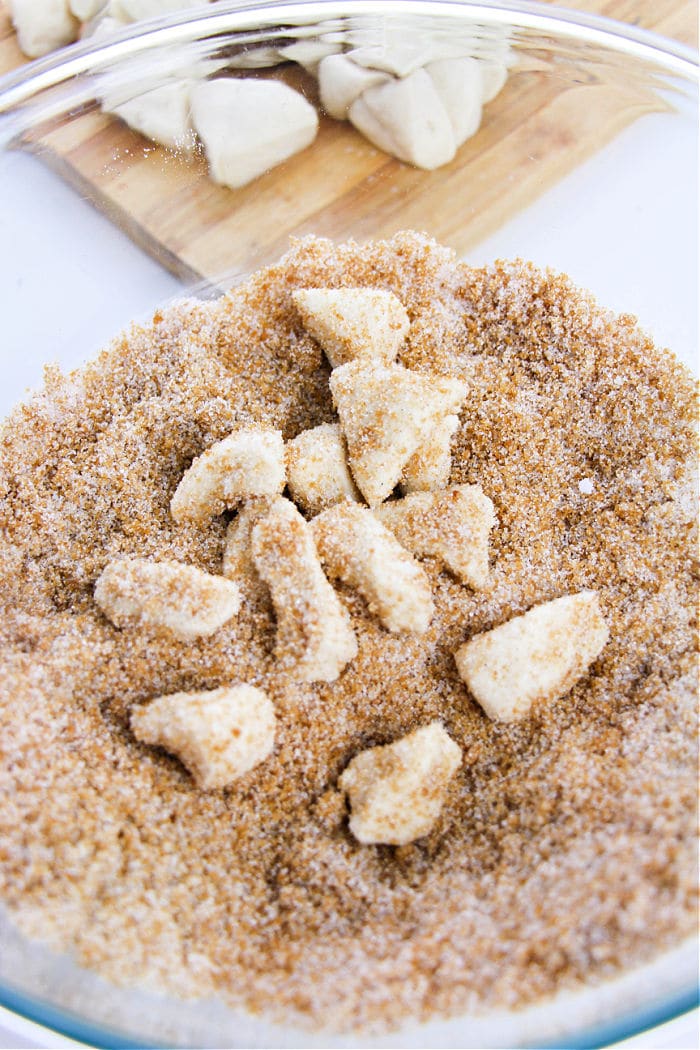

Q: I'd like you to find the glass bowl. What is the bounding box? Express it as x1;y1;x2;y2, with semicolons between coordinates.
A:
0;2;697;1047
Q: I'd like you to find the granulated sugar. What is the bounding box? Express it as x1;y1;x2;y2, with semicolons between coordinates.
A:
0;232;696;1033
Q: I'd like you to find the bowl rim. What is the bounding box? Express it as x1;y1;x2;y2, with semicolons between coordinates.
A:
0;938;697;1049
0;0;697;115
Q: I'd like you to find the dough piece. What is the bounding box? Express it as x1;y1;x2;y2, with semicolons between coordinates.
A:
108;80;195;151
286;423;360;516
292;287;409;369
190;79;318;190
277;39;342;75
454;591;609;722
94;557;242;641
318;53;391;120
251;497;357;682
330;360;467;506
81;11;129;38
229;45;283;70
401;413;459;493
349;70;456;170
69;1;107;18
131;685;276;790
347;44;434;78
9;0;79;58
339;722;462;845
375;484;496;591
115;0;208;19
425;57;483;146
170;429;285;524
480;60;508;104
221;498;272;592
311;503;434;635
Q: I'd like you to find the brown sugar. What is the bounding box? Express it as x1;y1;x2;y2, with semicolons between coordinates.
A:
0;231;697;1034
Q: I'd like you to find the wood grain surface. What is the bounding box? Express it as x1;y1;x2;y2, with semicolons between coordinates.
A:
0;1;697;282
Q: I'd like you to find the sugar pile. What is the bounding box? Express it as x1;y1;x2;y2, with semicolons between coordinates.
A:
0;232;696;1032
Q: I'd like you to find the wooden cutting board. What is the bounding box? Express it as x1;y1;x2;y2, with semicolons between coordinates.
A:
0;1;696;283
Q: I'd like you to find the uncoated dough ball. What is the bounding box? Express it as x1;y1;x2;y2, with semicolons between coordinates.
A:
190;78;319;189
9;0;79;58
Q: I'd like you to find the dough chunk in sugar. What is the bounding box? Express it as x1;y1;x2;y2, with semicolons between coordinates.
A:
454;591;609;722
131;684;276;790
251;497;357;681
311;502;434;635
339;722;462;845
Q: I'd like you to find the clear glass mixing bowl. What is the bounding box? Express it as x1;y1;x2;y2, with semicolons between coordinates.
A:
0;2;697;1046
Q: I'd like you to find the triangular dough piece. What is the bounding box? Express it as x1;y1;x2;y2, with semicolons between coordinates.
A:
292;287;409;368
349;69;456;170
401;413;460;493
318;54;390;120
375;484;496;590
424;57;483;147
454;591;609;722
330;361;467;506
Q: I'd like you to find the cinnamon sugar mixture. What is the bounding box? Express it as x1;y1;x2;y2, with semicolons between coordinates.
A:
0;232;696;1033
